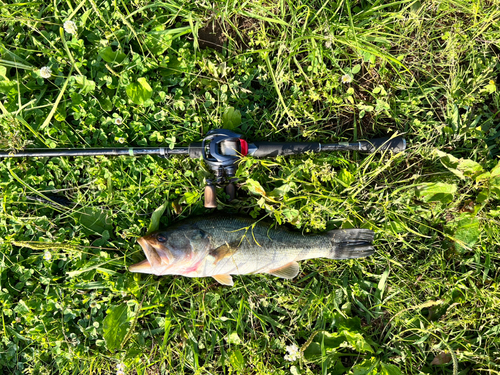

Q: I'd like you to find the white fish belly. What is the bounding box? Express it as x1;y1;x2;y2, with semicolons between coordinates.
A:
198;240;327;277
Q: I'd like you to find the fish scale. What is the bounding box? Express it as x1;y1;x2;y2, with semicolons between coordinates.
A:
195;216;330;276
130;215;375;286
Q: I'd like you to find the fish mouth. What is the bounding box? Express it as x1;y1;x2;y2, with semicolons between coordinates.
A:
129;258;153;273
129;237;163;274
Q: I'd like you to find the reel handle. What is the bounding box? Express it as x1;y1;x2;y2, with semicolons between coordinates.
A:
204;184;217;208
225;182;236;202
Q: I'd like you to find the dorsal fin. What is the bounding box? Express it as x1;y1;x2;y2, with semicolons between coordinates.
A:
213;274;234;286
268;261;300;279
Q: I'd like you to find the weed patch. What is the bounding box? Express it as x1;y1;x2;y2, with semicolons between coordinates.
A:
1;0;499;374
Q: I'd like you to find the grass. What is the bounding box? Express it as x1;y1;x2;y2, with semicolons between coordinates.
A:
0;0;499;374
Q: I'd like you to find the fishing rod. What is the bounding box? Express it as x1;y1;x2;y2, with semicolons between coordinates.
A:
0;129;406;208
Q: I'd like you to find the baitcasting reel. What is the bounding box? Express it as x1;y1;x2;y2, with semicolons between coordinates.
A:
187;130;406;208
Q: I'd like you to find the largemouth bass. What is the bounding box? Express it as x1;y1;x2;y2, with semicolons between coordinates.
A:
129;215;374;286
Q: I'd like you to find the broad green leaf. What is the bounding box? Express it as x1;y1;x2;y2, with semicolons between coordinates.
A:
343;330;374;353
490;160;500;178
74;208;113;235
99;46;126;64
380;362;403;375
314;331;346;348
490;209;500;217
332;313;362;331
337;169;355;187
269;183;293;197
6;326;28;341
148;201;167;234
221;107;242;130
351;64;361;74
99;96;113;111
453;216;480;251
435;150;484;180
489;162;500;198
485;81;496;94
55;101;66;121
282;208;299;222
126;77;153;105
81;8;92;26
229;349;245;371
166;136;176;149
375;98;390;111
475;172;490;183
385;220;405;234
246;179;266;196
14;299;30;314
303;342;322;358
73;75;96;94
330;360;348;375
183;191;200;205
304;330;348;359
103;304;129;352
489;177;500;199
456;159;484;178
144;26;191;55
416;182;457;203
351;357;378;375
228;332;242;345
71;92;83;105
476;188;489;203
144;31;173;55
0;66;15;94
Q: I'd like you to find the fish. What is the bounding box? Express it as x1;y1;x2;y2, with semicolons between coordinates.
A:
129;215;375;286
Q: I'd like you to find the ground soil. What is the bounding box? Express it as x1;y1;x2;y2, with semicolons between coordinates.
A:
198;16;258;52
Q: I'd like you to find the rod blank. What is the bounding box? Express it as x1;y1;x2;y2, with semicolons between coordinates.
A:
0;147;189;158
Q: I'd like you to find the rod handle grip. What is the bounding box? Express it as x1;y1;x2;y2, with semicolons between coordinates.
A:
251;142;320;157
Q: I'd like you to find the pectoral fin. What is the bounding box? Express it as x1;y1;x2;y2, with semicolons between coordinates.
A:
209;242;239;265
213;274;234;286
269;261;300;279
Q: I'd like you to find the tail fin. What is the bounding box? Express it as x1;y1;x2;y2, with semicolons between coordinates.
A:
327;229;375;259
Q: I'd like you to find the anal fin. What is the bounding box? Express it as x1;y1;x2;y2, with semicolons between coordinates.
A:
269;261;300;279
213;274;234;286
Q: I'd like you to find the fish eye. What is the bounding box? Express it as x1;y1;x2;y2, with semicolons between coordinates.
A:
157;234;167;243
